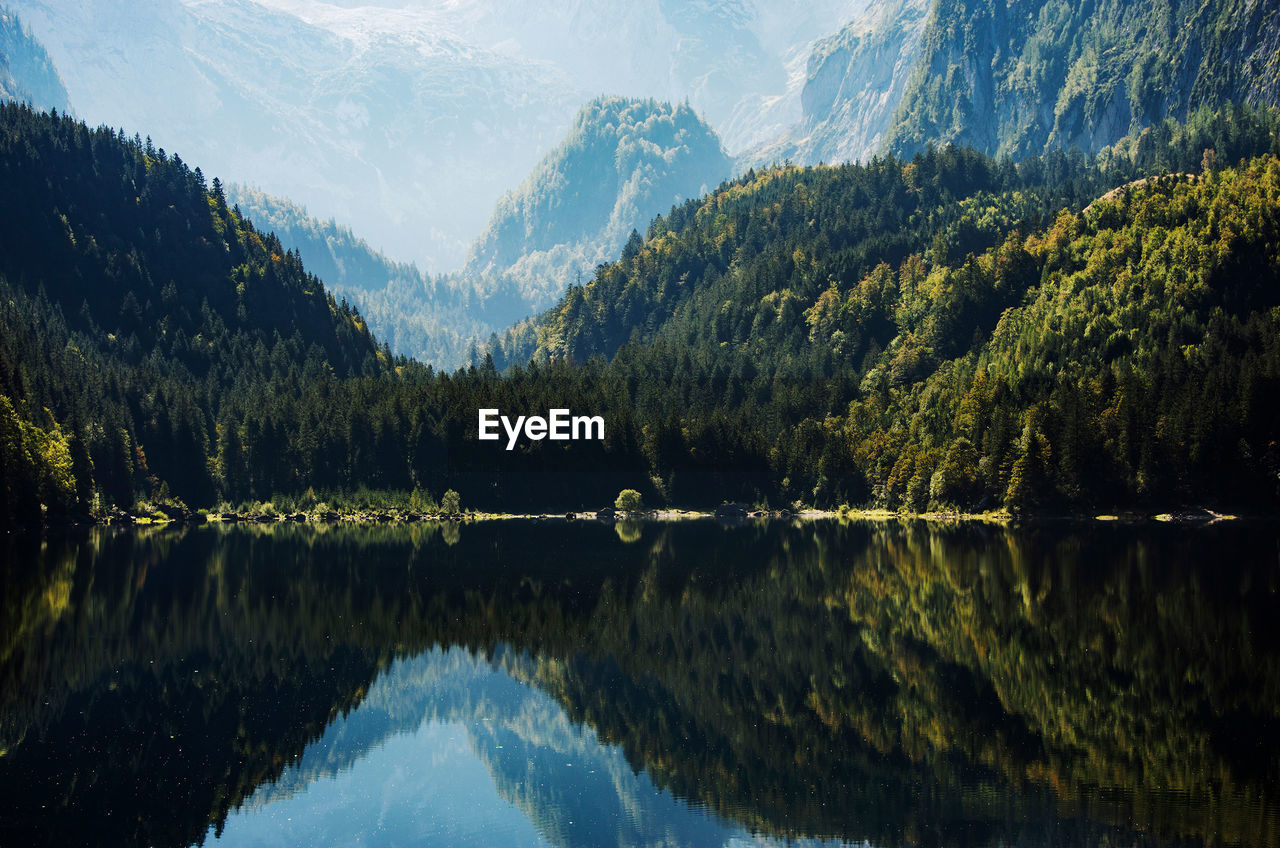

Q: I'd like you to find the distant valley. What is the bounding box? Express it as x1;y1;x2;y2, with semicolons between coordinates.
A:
226;185;511;366
227;96;733;366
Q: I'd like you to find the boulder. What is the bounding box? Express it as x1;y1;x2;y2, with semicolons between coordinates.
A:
714;502;749;518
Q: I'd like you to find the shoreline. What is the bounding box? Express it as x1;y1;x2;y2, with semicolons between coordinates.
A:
17;505;1249;533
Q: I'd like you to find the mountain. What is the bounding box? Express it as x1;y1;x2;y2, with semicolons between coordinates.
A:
751;0;1280;168
9;0;875;274
230;97;733;368
464;97;734;309
268;0;870;155
11;0;584;271
0;6;68;112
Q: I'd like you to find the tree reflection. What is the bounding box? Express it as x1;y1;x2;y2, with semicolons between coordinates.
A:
0;519;1276;847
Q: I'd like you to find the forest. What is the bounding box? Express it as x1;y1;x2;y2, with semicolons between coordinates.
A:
1;102;1279;524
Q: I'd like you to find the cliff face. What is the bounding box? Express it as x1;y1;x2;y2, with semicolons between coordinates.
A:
886;0;1280;158
744;0;929;167
754;0;1280;168
0;8;69;113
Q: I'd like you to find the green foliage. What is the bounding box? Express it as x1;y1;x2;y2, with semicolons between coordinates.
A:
848;156;1280;510
497;107;1280;510
439;489;461;515
614;488;643;512
0;392;75;525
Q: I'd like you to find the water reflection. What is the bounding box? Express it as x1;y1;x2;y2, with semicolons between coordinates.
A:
213;645;846;848
0;519;1277;847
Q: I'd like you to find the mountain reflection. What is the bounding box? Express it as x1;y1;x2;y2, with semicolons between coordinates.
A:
0;519;1277;847
215;645;769;848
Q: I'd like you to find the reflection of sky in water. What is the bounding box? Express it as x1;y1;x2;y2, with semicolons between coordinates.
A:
206;647;859;848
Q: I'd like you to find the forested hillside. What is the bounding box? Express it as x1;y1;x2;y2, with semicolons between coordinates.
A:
3;104;1279;523
503;106;1280;509
0;104;386;525
517;108;1280;362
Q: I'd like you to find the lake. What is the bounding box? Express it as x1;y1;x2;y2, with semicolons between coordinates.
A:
1;518;1277;847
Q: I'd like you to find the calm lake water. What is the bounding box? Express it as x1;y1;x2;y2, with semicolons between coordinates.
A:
1;518;1277;847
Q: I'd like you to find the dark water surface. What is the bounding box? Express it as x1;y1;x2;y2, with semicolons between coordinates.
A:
1;518;1277;847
